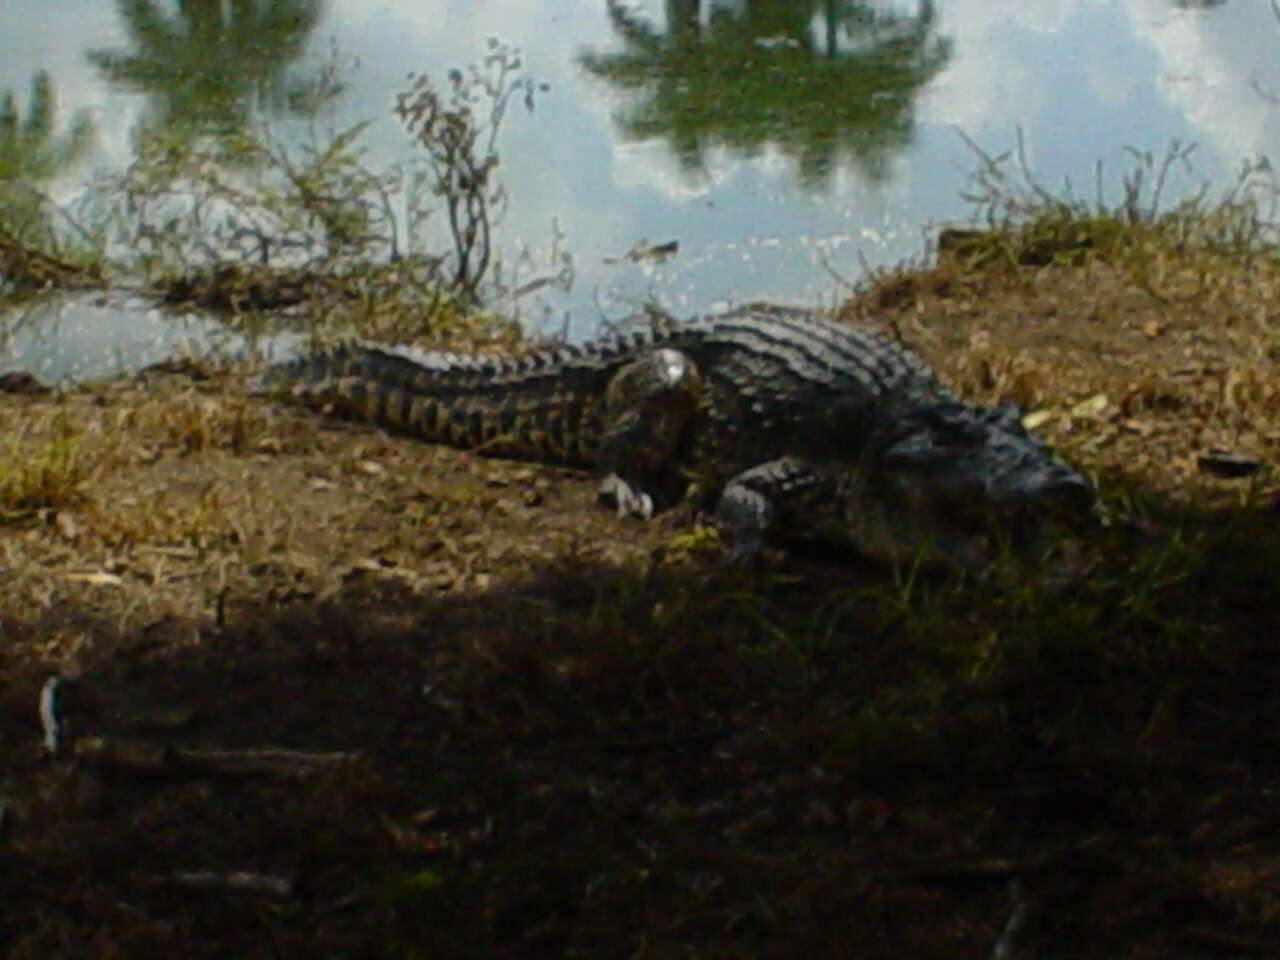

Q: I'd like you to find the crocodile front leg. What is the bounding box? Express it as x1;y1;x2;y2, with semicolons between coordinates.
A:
716;457;837;561
595;347;703;519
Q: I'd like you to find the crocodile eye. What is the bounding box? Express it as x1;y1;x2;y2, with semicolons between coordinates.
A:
880;431;936;466
923;412;987;450
943;421;987;447
882;425;978;466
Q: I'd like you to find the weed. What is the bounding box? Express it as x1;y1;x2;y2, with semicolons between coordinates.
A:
0;406;97;514
395;38;546;303
1;39;548;342
950;128;1280;297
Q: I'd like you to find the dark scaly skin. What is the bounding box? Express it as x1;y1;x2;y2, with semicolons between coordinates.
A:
262;308;1094;569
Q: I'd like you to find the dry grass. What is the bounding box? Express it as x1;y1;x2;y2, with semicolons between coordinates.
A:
2;216;1280;956
849;214;1280;512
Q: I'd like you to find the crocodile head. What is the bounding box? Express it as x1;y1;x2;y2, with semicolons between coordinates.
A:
853;401;1094;570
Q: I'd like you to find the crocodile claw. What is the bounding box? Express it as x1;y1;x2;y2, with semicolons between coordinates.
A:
723;532;766;566
597;474;654;520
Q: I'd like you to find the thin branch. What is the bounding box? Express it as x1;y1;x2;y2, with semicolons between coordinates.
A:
147;870;295;898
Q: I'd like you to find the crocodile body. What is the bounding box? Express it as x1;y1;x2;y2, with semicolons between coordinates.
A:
263;308;1093;568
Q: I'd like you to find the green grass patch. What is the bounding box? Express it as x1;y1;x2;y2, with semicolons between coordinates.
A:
0;407;97;514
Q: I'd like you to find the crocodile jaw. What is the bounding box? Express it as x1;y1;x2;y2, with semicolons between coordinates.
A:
849;404;1095;571
842;477;1088;573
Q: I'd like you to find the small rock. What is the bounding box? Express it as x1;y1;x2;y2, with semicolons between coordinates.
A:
0;371;50;394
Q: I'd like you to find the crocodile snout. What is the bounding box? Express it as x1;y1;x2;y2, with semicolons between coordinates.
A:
1041;467;1095;511
976;457;1095;513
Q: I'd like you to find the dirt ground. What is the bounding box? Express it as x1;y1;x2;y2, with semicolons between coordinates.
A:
3;249;1280;957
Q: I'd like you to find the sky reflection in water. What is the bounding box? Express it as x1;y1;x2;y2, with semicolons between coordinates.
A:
1;0;1278;377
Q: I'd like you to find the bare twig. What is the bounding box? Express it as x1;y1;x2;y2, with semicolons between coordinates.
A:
147;870;295;898
74;737;359;778
819;251;859;293
394;40;542;302
902;836;1105;885
1182;925;1276;955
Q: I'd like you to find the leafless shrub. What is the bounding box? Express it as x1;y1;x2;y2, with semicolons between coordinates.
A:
956;126;1280;256
395;38;546;303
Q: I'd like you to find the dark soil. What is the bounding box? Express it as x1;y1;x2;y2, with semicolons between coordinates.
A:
3;251;1280;958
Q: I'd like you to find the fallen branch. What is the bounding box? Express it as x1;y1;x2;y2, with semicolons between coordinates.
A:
73;737;359;778
901;837;1107;886
1182;925;1275;956
146;870;294;899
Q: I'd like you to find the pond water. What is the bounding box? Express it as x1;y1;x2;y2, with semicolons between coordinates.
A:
3;0;1280;380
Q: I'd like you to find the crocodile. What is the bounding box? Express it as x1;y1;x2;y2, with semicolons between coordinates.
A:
261;307;1094;569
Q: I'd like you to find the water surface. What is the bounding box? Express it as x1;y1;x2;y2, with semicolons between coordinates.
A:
3;0;1279;376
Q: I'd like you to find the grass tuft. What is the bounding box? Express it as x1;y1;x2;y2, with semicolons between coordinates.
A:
0;406;98;514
